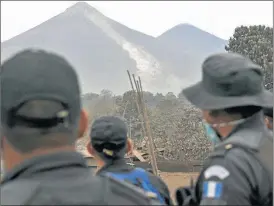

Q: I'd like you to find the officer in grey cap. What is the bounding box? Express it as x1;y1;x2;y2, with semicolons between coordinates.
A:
0;49;162;205
180;53;273;206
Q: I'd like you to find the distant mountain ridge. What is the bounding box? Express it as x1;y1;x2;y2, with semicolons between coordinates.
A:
1;2;227;94
158;23;227;55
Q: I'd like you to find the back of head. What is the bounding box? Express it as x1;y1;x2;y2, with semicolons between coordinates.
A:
90;116;128;162
1;49;81;153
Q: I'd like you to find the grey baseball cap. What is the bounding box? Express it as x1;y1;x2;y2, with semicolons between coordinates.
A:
1;49;81;128
182;52;273;110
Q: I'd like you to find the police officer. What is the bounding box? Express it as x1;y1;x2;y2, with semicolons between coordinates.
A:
180;53;273;205
263;107;273;130
0;49;162;205
86;116;173;205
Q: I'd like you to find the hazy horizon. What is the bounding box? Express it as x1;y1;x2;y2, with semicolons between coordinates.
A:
1;1;273;42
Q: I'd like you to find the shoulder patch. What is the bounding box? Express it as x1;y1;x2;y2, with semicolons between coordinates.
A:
204;165;230;180
202;181;223;199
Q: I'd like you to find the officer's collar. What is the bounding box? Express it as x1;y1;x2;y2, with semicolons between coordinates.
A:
1;151;87;184
97;158;132;174
218;111;270;149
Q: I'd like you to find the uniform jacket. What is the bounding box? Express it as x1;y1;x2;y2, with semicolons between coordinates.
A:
195;111;273;206
1;151;162;205
97;158;173;205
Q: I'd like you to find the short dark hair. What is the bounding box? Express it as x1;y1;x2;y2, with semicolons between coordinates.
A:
263;107;273;118
209;106;262;119
3;100;78;153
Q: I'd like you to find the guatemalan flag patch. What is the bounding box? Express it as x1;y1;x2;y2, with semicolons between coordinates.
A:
202;181;223;199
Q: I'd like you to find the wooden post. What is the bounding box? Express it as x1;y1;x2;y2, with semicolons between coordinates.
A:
132;75;159;176
126;70;145;138
129;117;132;139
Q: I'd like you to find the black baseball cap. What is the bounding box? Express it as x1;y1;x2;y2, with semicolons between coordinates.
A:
1;49;81;129
90;116;128;158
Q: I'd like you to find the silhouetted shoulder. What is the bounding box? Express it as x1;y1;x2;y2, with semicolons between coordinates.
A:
1;170;162;205
1;179;41;205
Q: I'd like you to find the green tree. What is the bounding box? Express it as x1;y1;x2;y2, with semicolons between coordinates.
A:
225;25;273;90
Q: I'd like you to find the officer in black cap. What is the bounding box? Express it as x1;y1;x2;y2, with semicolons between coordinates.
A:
178;53;273;206
87;115;173;205
263;107;273;130
0;49;161;205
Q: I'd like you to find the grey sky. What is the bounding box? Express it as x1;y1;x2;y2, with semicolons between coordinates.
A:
1;1;273;42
